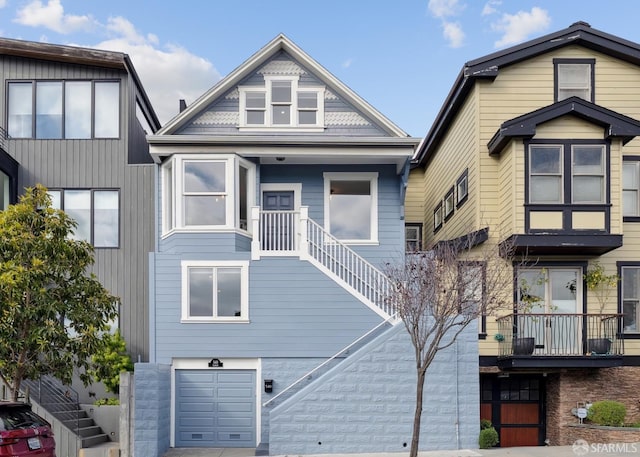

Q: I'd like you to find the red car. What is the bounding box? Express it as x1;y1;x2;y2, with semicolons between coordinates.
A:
0;402;55;456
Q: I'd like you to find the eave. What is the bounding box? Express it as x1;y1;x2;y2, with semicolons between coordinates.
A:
487;97;640;155
500;233;623;256
413;21;640;168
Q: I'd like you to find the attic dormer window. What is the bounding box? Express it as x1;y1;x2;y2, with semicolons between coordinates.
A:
554;59;594;102
239;76;324;130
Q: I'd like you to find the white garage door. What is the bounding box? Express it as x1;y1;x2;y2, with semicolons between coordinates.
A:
175;370;256;447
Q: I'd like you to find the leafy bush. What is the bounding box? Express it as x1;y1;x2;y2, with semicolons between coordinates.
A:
479;427;499;449
94;397;119;406
480;419;493;430
89;329;134;395
587;400;626;427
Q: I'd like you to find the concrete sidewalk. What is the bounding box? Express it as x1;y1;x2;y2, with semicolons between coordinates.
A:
162;443;640;457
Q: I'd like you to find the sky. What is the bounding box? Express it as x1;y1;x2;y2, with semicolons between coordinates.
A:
1;0;640;137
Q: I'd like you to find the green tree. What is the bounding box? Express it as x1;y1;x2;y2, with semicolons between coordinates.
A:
0;185;119;401
90;329;133;395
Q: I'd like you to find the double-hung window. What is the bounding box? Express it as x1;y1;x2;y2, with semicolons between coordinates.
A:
456;169;468;207
182;260;249;322
528;142;606;204
49;189;119;248
623;159;640;218
405;223;422;252
8;80;120;139
162;155;255;234
239;77;324;129
324;172;378;243
555;59;594;102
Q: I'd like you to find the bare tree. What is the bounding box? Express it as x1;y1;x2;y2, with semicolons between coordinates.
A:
383;230;517;457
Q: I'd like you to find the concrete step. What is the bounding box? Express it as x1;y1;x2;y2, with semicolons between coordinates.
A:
81;434;109;448
77;425;103;438
79;442;119;457
63;417;94;429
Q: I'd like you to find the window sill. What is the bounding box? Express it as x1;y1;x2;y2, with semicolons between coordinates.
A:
181;319;250;324
238;126;325;133
161;227;251;239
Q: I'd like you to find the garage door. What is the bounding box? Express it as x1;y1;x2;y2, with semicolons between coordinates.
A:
175;370;256;447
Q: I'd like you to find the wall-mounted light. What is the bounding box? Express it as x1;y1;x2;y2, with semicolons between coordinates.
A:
264;379;273;393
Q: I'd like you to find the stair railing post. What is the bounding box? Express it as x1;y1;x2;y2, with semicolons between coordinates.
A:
298;206;309;260
251;206;261;260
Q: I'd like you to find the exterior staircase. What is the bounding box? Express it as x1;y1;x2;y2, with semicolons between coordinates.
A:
22;376;111;451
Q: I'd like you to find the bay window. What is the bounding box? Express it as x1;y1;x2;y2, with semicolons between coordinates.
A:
162;155;255;234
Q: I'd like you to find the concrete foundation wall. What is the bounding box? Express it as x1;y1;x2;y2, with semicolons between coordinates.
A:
269;323;479;455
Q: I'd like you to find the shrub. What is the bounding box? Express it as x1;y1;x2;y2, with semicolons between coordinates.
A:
587;400;626;427
94;397;119;406
89;329;134;395
480;419;493;430
479;427;499;449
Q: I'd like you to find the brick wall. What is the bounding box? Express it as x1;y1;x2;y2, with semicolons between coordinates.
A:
546;367;640;445
133;363;171;457
269;322;479;455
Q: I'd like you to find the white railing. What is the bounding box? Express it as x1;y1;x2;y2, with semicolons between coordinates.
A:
250;206;394;319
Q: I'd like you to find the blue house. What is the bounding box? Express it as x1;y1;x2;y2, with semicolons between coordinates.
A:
135;34;478;456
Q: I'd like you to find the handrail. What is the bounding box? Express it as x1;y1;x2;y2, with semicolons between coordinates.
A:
22;376;81;433
304;216;393;318
263;313;399;407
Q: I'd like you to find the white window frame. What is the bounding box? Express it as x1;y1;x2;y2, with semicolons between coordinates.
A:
529;145;564;204
405;223;422;252
623;160;640;217
181;260;249;323
161;154;255;236
323;172;378;244
238;76;324;131
557;63;592;102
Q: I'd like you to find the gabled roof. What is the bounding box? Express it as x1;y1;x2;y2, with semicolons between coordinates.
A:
0;37;161;131
155;34;409;138
487;97;640;155
413;21;640;167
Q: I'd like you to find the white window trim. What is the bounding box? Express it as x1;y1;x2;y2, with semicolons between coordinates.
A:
162;154;256;236
323;172;378;245
238;76;325;131
557;63;592;102
181;260;249;323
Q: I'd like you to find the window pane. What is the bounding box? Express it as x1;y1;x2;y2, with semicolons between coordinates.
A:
558;89;590;100
573;146;603;174
36;82;62;139
94;191;119;247
65;82;92;139
184;162;225;193
272;105;291;124
94;82;120;138
559;64;590;86
239;165;248;230
185;195;226;225
624;163;638;188
271;81;291;103
623;267;640;332
217;268;241;317
298;110;316;125
8;83;33;138
0;171;9;210
64;190;91;242
245;92;265;108
246;110;265;125
329;180;371;240
623;191;638;217
189;268;213;317
531;176;561;203
573;176;603;202
530;147;561;173
298;92;317;109
48;190;62;209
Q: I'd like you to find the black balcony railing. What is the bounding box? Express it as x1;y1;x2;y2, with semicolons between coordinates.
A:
495;313;624;357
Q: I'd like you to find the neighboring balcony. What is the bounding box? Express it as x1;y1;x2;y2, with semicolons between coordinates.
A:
495;313;624;369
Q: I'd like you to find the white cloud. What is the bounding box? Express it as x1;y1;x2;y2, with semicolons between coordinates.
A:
93;31;221;125
342;58;353;68
428;0;465;18
492;7;551;48
443;21;465;48
13;0;97;34
481;0;501;16
0;0;7;8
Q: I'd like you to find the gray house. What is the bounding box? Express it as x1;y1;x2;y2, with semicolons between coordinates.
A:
135;34;479;456
0;37;160;365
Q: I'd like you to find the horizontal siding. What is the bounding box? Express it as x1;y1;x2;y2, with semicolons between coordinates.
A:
153;256;383;362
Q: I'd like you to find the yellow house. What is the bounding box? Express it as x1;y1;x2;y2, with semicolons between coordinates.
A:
407;21;640;447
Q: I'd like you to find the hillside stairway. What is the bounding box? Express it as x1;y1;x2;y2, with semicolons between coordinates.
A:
22;376;111;450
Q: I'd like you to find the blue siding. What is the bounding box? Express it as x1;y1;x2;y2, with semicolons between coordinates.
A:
153;257;383;363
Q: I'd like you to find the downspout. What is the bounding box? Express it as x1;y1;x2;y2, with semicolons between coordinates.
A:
455;339;460;449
